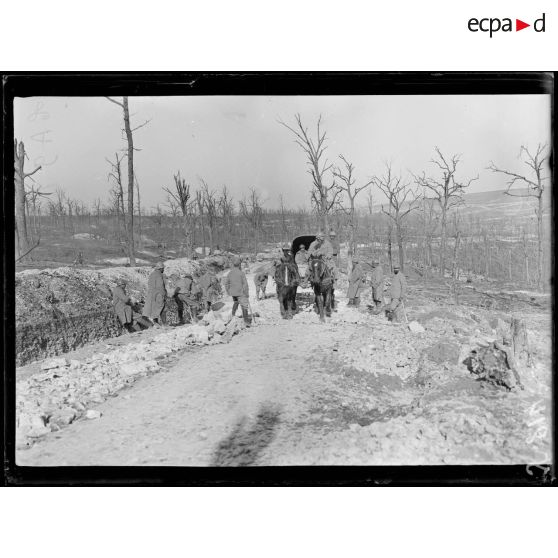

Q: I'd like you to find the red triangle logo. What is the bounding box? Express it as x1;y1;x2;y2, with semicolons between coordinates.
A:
516;19;530;31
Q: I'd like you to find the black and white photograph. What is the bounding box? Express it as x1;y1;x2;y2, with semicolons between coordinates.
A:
7;75;553;473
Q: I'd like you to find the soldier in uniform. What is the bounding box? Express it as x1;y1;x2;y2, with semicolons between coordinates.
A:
346;258;366;307
174;272;200;323
387;264;407;322
295;243;308;279
308;231;333;259
224;256;252;326
112;278;136;332
199;269;219;313
142;261;167;327
370;260;385;312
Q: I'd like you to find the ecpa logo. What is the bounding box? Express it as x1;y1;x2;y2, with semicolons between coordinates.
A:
468;13;546;37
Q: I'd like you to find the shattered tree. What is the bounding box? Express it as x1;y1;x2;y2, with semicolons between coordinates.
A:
415;148;477;277
279;114;341;231
14;139;42;260
488;144;550;290
106;96;150;266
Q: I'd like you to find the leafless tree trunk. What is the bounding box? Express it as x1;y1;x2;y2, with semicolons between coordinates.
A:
488;144;549;290
135;175;143;251
521;228;530;285
387;219;393;272
106;96;150;265
106;153;132;256
196;190;207;255
200;179;218;254
333;155;372;257
418;195;438;280
14;139;41;260
279;114;341;231
374;163;420;272
415;147;477;277
164;171;193;256
218;186;235;250
278;194;289;243
239;188;263;255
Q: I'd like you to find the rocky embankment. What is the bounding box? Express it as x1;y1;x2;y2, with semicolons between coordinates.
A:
16;301;251;450
15;256;229;365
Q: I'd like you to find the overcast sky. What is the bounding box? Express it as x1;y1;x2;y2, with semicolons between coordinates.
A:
14;94;551;211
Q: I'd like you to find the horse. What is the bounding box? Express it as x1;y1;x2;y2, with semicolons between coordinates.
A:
274;259;300;319
308;256;334;322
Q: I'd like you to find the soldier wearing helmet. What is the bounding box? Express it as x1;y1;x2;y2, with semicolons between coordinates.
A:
308;231;333;260
224;256;252;326
142;261;168;327
386;264;407;322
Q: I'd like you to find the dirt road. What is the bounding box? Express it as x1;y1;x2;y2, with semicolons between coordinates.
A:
17;271;552;467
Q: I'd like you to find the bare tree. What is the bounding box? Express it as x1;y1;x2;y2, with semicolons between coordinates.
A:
51;188;68;231
279;114;340;230
333;154;373;256
200;179;218;254
165;193;181;246
25;183;51;239
239;188;263;255
487;144;549;289
373;163;420;271
93;198;102;231
417;193;439;278
218;185;235;247
415;147;477;277
164;171;193;256
106;153;129;253
195;190;207;255
449;212;462;304
135;175;143;251
278;194;289;243
14;139;41;259
106;96;150;266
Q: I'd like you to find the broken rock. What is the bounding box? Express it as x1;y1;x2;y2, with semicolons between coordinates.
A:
85;409;102;420
27;426;51;438
50;407;77;427
408;321;425;333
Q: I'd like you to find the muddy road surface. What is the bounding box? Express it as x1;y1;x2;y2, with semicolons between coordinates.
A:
18;279;552;467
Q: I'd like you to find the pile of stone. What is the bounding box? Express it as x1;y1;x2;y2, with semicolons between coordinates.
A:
16;309;247;449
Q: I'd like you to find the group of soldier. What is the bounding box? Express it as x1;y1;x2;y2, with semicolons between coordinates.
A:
111;229;408;332
111;261;221;332
346;258;407;321
250;229;408;322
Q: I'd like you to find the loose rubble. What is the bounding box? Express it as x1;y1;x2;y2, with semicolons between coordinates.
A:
16;305;248;450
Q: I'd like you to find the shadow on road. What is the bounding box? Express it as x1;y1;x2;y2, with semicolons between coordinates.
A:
211;405;281;466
